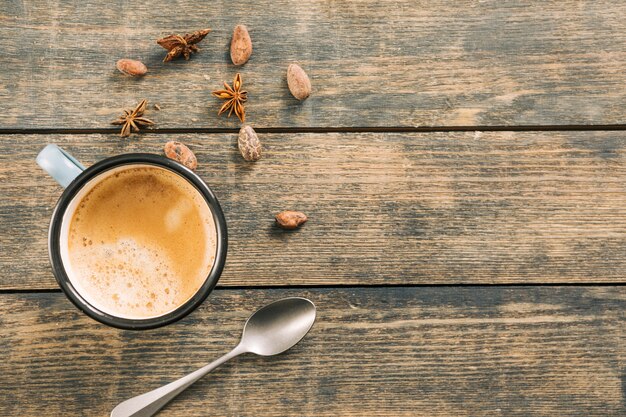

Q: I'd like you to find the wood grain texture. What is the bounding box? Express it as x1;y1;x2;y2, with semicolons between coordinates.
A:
0;131;624;290
0;287;624;416
1;0;625;128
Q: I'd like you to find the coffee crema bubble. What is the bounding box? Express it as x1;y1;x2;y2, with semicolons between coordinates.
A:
64;166;217;320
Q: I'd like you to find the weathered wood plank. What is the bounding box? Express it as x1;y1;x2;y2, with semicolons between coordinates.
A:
0;131;624;289
0;1;625;128
0;287;624;416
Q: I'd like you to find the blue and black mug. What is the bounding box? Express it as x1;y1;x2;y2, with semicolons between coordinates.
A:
36;145;227;330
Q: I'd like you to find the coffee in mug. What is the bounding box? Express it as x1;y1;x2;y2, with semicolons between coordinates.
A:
62;165;217;319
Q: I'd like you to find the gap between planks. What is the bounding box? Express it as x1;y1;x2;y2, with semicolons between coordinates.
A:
1;124;626;135
1;282;625;295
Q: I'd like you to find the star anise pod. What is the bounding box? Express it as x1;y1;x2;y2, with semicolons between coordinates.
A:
157;29;211;62
111;99;155;137
212;73;248;123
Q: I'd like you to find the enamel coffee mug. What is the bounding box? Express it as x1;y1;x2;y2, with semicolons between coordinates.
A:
36;144;228;330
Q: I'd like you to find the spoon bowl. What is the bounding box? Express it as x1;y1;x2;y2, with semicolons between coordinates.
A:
240;297;316;356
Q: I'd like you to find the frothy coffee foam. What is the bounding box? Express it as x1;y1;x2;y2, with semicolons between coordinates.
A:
65;166;217;319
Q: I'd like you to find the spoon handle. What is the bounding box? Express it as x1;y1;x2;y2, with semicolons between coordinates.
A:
111;345;245;417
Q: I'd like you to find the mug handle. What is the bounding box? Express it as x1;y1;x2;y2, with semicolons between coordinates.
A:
36;144;85;188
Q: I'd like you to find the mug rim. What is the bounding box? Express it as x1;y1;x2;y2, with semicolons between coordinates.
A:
48;153;228;330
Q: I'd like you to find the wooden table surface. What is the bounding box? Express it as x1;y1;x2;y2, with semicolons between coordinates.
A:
1;1;625;416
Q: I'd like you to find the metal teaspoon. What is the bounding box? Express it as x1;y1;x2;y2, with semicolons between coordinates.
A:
111;297;317;417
